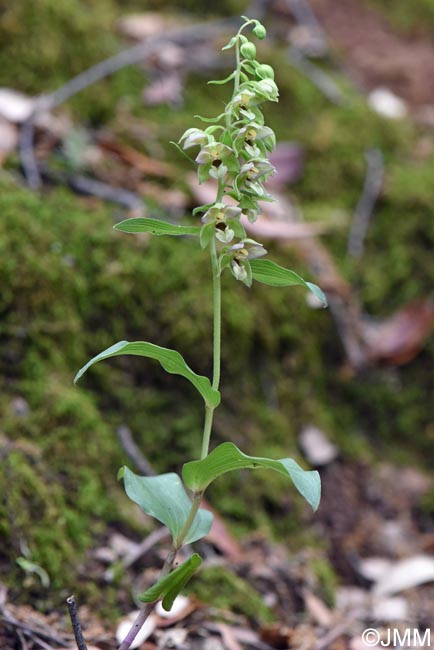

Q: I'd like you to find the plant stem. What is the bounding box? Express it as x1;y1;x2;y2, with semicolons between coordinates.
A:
201;406;214;460
211;238;221;393
118;547;175;650
118;492;202;650
200;234;221;459
119;196;223;650
174;492;202;547
234;37;241;94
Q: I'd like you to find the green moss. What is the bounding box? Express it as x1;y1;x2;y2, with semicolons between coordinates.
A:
310;556;338;608
1;0;434;611
188;565;275;624
0;0;247;123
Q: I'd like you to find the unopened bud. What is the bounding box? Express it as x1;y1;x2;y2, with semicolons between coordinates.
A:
253;23;266;40
240;42;257;60
256;64;274;80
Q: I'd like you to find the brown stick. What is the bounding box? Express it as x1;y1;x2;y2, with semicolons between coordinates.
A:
66;595;88;650
19;17;239;188
347;148;384;259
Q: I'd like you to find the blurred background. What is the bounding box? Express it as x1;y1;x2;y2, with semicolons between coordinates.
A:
1;1;434;648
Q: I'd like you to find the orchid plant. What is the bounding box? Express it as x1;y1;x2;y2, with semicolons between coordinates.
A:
75;17;326;650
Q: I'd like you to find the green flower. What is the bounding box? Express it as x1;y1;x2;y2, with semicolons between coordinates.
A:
229;239;267;261
228;239;267;286
239;160;275;181
236;160;275;198
253;78;279;102
237;123;276;153
179;128;210;150
196;143;233;165
201;203;242;225
202;203;242;244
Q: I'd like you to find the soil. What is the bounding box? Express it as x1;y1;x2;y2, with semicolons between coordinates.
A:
312;0;434;109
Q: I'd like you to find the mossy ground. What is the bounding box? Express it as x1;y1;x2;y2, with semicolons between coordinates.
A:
1;0;434;615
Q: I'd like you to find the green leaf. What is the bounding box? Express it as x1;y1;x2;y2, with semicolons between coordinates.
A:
169;141;196;165
194;112;226;124
192;202;214;216
119;468;213;546
200;223;215;250
74;340;220;408
16;557;50;588
227;218;247;240
198;163;211;184
208;71;236;85
183;442;321;511
250;259;327;307
115;217;200;237
221;35;237;50
139;554;202;610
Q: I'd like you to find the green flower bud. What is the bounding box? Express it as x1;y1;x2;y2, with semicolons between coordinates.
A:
256;64;274;80
253;23;266;39
240;42;257;61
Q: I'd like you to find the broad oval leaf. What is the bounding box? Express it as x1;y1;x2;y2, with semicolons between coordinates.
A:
119;467;213;546
74;340;220;408
183;442;321;511
250;259;327;307
115;217;200;237
139;553;202;611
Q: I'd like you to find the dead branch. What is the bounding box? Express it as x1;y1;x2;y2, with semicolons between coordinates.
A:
347;148;384;259
19;17;240;188
287;46;347;104
66;595;88;650
0;604;71;648
117;425;156;477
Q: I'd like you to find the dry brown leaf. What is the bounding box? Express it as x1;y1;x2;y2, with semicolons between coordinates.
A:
138;182;187;211
259;622;294;649
202;500;242;561
213;623;243;650
303;589;334;628
361;298;434;365
97;134;176;179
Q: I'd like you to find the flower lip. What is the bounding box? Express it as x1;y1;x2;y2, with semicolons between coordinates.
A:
228;238;267;260
195;143;233;165
239;159;275;181
201;203;242;225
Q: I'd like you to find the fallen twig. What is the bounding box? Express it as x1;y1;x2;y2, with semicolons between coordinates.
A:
0;604;71;648
287;46;347;105
347;148;384;259
19;17;239;188
66;595;88;650
117;425;156;477
122;527;170;569
68;175;144;213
